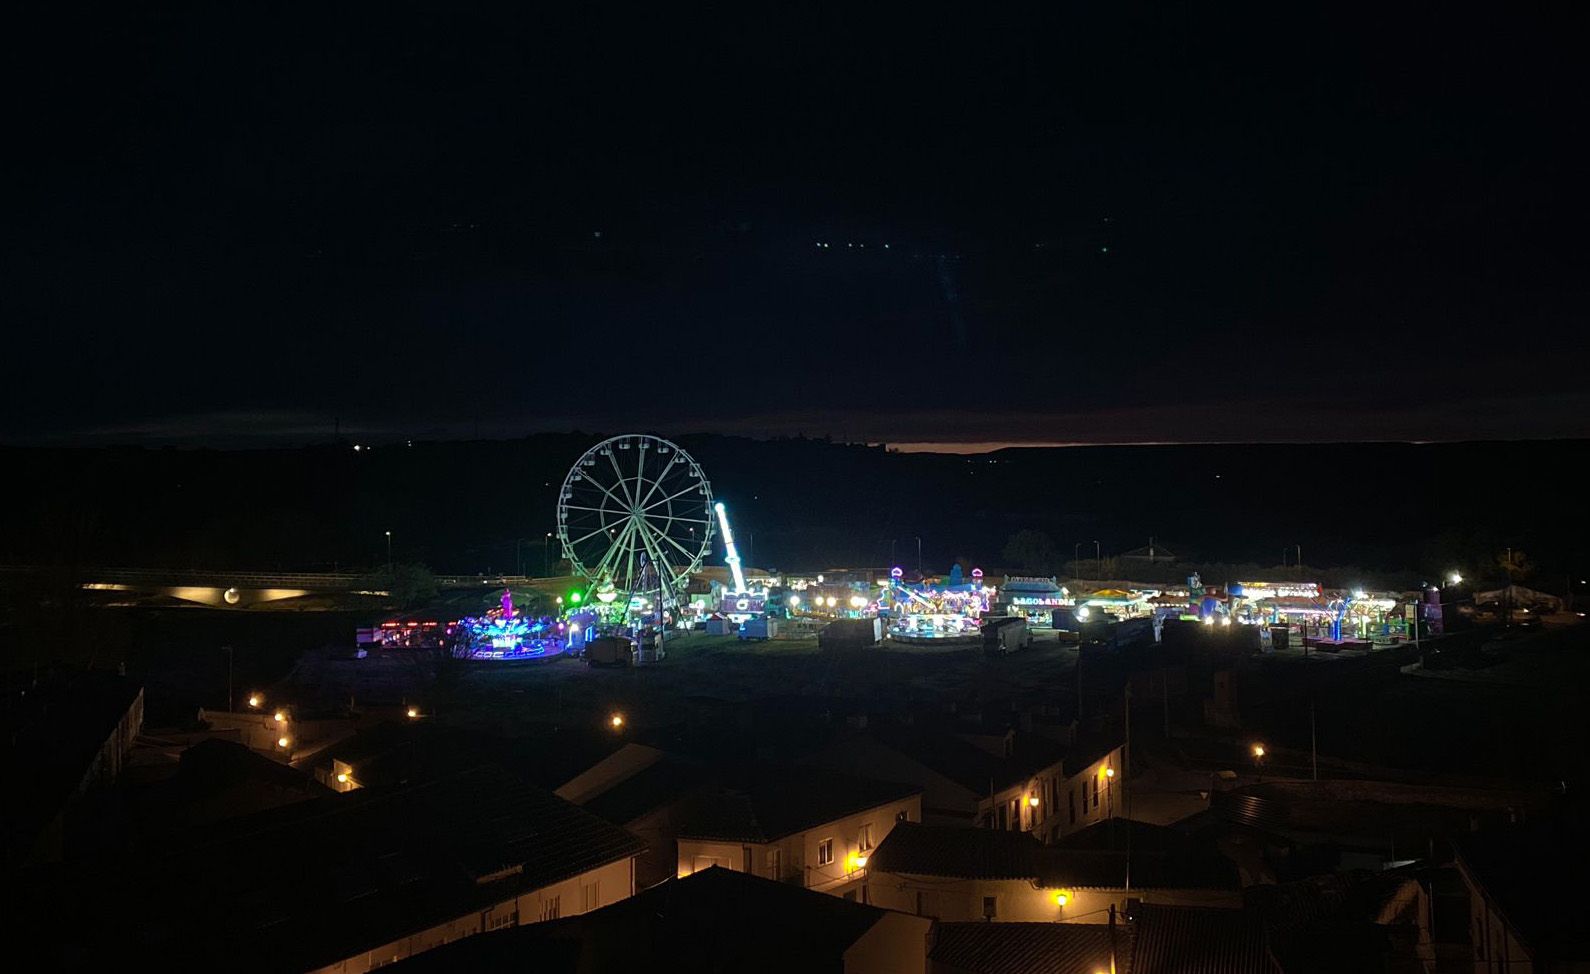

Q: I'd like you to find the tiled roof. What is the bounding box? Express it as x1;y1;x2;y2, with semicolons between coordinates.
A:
22;764;646;972
870;820;1049;879
391;866;907;973
581;755;713;824
870;721;1075;794
932;921;1131;974
873;821;1239;891
676;765;921;843
1130;903;1279;974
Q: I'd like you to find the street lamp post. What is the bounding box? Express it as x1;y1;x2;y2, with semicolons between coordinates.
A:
224;645;233;712
545;532;553;576
915;536;922;574
385;530;393;571
1074;542;1084;577
1093;540;1101;579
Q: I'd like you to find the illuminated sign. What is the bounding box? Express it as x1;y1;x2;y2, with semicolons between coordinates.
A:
1233;581;1321;600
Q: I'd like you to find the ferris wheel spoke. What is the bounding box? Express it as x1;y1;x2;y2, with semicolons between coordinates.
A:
633;522;671;583
593;519;637;578
562;503;629;518
606;451;637;506
642;483;705;513
650;522;704;565
633;457;681;510
582;471;633;512
566;522;620;549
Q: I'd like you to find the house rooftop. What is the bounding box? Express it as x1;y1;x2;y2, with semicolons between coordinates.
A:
932;921;1131;974
1130;903;1279;974
391;866;911;973
21;764;645;972
677;764;921;843
872;821;1239;891
867;719;1092;794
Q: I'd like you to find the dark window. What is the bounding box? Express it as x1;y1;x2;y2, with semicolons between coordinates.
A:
982;896;997;918
897;809;909;823
916;892;925;915
1069;789;1076;825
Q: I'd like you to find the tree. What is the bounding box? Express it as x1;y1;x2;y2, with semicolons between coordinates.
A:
1498;548;1533;581
369;562;439;609
1002;530;1057;572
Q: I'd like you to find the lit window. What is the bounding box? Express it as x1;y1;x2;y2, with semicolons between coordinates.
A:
859;824;873;852
818;838;834;865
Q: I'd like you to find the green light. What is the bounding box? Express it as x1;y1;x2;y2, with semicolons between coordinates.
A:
569;591;583;604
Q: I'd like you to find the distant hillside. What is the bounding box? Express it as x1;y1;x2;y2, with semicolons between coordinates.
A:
0;437;1584;582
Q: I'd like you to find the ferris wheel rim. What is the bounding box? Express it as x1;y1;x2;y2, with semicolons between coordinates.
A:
555;434;715;599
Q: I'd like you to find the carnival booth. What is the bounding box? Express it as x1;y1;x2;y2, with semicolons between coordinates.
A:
885;565;995;642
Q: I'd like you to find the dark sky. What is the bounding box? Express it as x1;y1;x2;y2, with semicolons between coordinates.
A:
7;3;1588;449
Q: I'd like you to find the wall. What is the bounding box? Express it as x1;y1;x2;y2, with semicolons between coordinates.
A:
981;744;1127;841
843;912;934;974
313;856;635;973
677;795;923;898
1459;860;1537;974
870;871;1241;924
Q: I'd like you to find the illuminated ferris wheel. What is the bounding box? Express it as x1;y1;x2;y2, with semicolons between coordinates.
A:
556;435;715;605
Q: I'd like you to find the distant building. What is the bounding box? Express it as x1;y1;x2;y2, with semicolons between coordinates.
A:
1;667;143;869
804;721;1125;839
869;820;1242;923
555;744;921;898
390;865;935;974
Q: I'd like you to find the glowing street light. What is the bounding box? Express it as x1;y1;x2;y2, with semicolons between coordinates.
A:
1251;744;1266;759
336;772;349;783
1447;571;1463;586
247;694;262;709
273;711;286;723
610;713;625;729
1027;795;1040;807
406;707;420;719
276;736;290;749
1054;890;1071;906
1105;767;1116;779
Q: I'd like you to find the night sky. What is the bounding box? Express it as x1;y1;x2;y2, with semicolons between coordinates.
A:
7;4;1587;450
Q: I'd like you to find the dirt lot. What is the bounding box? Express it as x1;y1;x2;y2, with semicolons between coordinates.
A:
278;630;1083;737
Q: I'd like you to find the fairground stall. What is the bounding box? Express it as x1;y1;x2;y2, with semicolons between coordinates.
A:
883;565;995;642
451;588;572;660
997;576;1071;625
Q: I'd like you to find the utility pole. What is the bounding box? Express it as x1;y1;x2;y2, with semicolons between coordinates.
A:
915;536;922;574
1162;668;1170;738
1310;697;1318;781
1093;540;1101;579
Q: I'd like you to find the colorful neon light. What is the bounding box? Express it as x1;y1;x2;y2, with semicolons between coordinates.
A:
714;501;748;594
